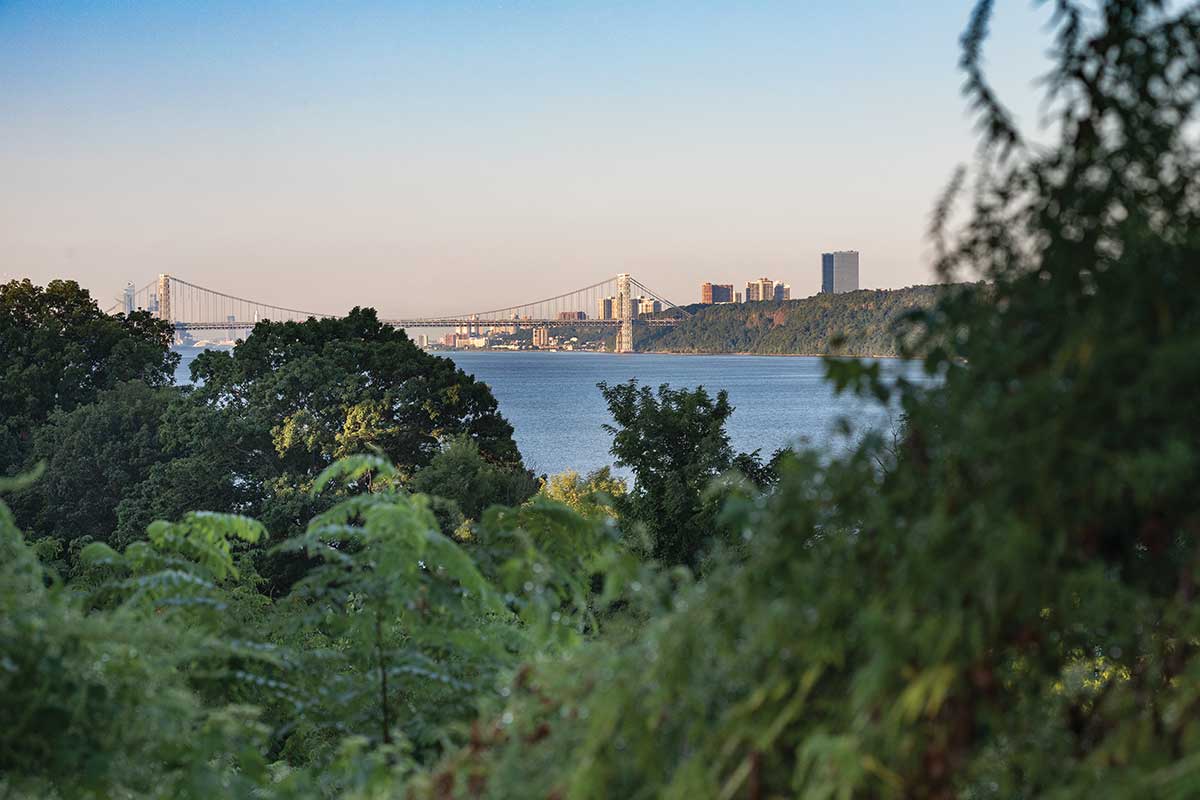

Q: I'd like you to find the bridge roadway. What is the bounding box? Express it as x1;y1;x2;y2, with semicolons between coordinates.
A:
175;317;682;332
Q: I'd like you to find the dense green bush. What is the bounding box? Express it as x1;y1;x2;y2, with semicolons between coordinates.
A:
412;436;540;522
0;455;634;798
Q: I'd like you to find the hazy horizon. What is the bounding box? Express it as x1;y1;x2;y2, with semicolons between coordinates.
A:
1;0;1057;315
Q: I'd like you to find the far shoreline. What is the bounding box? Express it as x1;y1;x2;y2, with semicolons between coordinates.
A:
175;344;913;361
449;349;913;360
639;350;910;360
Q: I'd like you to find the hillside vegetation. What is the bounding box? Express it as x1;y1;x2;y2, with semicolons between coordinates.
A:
638;284;944;355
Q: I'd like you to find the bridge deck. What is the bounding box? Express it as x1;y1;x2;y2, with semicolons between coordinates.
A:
177;318;682;331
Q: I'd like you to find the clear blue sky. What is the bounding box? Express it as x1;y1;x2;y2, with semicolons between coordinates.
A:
0;0;1057;314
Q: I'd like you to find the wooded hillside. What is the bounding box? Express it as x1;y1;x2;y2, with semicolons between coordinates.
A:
639;284;946;355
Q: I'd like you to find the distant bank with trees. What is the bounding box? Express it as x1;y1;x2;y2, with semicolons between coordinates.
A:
638;284;944;356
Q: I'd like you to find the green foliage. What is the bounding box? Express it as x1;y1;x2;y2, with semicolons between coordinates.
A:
636;284;942;355
11;381;178;546
0;478;273;799
599;380;763;569
412;435;540;522
0;278;177;474
5;306;527;589
103;308;531;587
110;392;249;547
189;307;522;474
275;481;514;761
2;452;624;797
539;467;626;520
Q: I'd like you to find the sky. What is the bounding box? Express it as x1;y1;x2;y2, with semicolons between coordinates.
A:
0;0;1060;316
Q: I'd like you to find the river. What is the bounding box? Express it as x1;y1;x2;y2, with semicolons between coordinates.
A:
175;348;928;476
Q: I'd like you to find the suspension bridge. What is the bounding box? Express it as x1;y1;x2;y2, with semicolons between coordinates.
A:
106;273;687;353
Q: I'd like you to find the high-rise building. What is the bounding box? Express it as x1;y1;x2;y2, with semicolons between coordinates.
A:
745;277;775;303
456;316;482;336
533;327;550;348
735;291;743;303
774;283;791;301
597;296;615;320
822;251;860;294
701;283;734;304
635;297;662;317
557;311;586;321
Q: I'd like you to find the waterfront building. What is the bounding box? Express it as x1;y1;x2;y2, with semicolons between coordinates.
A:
533;327;551;348
597;296;615;320
745;277;775;302
416;334;430;348
701;282;734;304
635;297;663;317
821;251;860;294
485;318;517;335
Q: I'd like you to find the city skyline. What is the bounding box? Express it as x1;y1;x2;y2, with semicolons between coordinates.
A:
1;1;1057;315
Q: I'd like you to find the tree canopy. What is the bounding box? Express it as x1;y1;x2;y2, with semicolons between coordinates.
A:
0;278;177;473
599;380;774;569
189;307;523;475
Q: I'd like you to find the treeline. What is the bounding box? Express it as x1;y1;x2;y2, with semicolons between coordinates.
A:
638;284;945;355
0;284;538;590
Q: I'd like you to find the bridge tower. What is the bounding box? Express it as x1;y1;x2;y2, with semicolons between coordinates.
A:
156;273;172;322
156;273;182;344
615;272;634;353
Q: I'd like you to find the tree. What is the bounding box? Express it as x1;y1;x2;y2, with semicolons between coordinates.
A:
276;457;514;761
539;467;626;521
105;309;528;587
188;308;522;477
11;381;177;547
598;380;739;569
0;279;177;474
411;435;539;522
111;395;248;550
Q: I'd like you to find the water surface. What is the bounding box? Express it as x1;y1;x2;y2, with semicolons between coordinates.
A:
175;348;927;476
